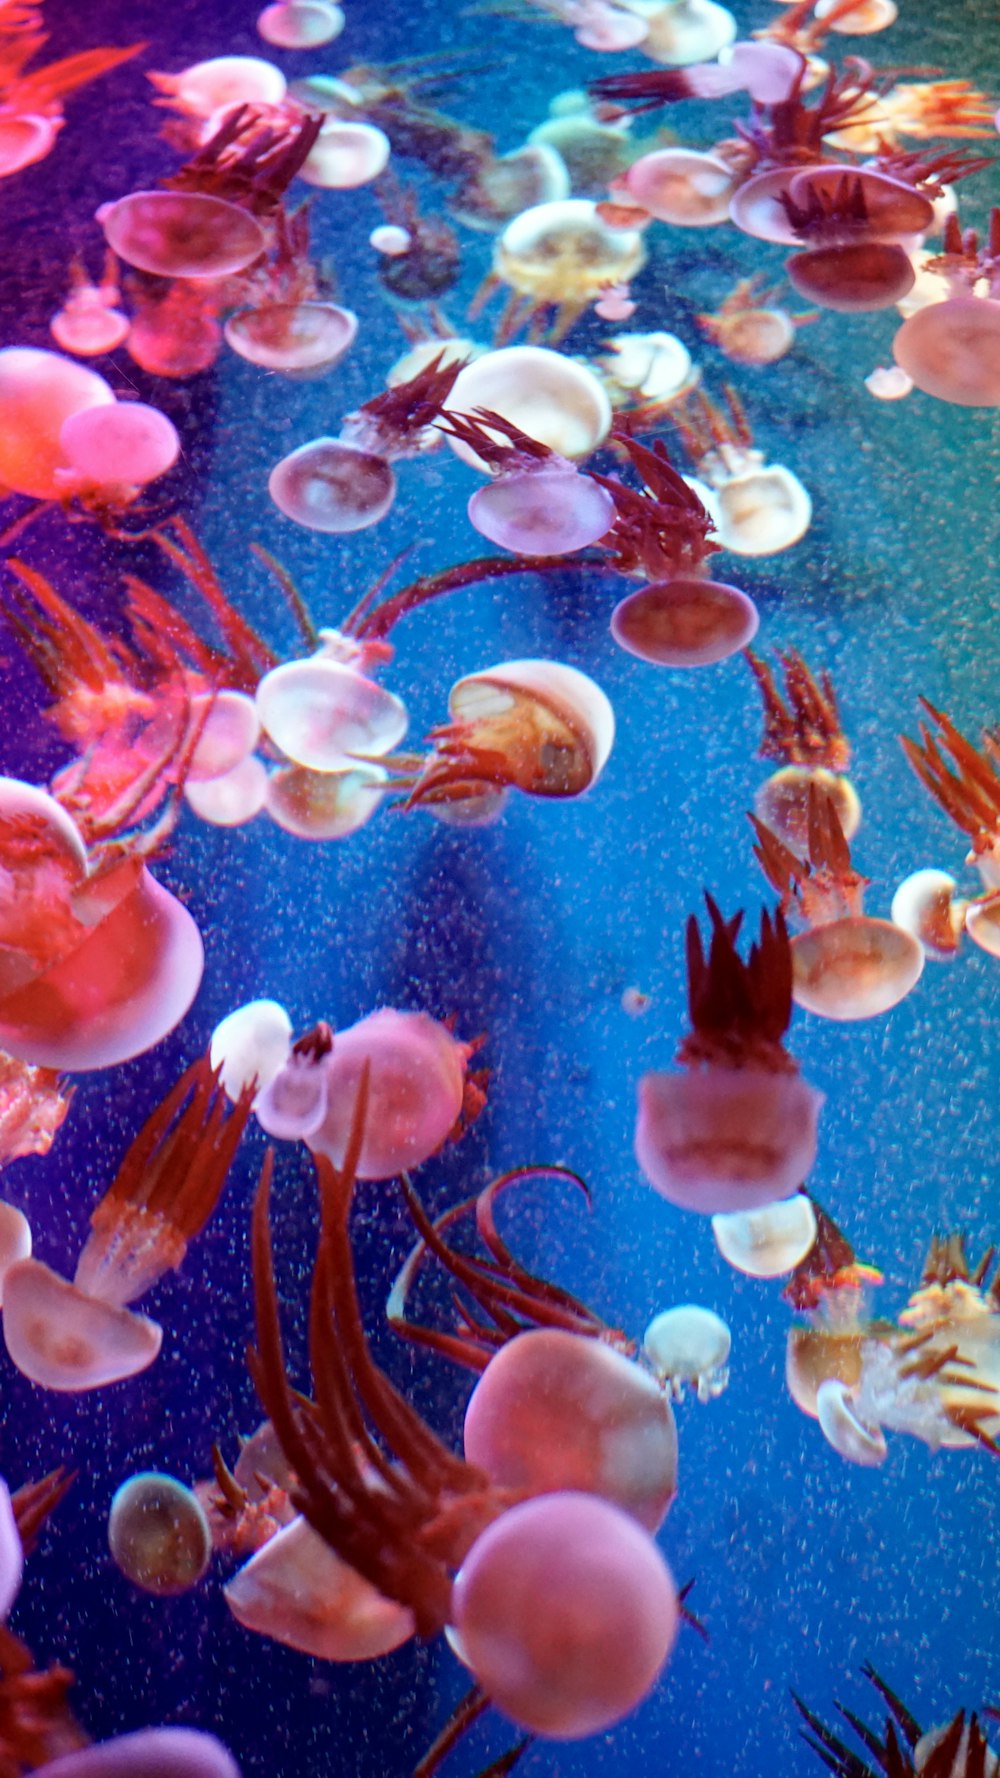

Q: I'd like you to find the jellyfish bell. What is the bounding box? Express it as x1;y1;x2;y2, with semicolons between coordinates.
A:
965;895;1000;959
451;145;571;233
57;400;180;495
785;241;915;313
254;1041;330;1142
302;1008;477;1179
463;1328;678;1531
0;1202;32;1307
755;765;861;858
433;659;616;800
224;303;358;375
467;461;615;555
600;331;694;404
98;191;267;280
636;1068;823;1214
702;461;812;556
790;916;924;1019
184;755;269;828
108;1472;212;1595
491;198;646;329
265;762;388;840
256;657;407;772
0;1478;22;1622
712;1193;818;1278
0;347;115;500
865;364;913;399
268;437;397;533
640;0;737;65
816;1376;888;1466
643;1304;731;1400
187;692;261;783
0;114;59;179
225;1514;416;1659
786;1324;865;1419
209;1000;293;1103
893;296;1000;408
624;149;739;227
814;0;897;29
32;1727;243;1778
452;1491;679;1739
573;3;649;49
611;576;759;668
298;120;391;190
156;54;287;119
2;1257;163;1390
443;346;611;466
257;0;346;47
891;868;964;961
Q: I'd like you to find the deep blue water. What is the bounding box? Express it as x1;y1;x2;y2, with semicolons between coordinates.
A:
0;0;998;1774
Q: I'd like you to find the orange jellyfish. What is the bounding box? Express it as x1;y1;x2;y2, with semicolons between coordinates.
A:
697;275;817;365
636;896;824;1214
752;784;924;1019
250;1076;680;1738
746;647;861;855
2;1055;253;1390
50;256;129;358
892;209;1000;407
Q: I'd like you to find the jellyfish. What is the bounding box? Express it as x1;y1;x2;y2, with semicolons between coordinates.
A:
528;95;634;197
796;1665;1000;1778
442;346;611;463
257;1009;486;1178
257;1;346;48
442;409;616;555
255;632;408;771
265;762;389;840
148;54;288;123
894;293;1000;408
193;1422;296;1559
713;1192;818;1277
671;387;811;557
224;301;357;374
2;1055;253;1390
209;999;293;1102
698;276;815;365
452;143;571;232
56;401;180;506
463;1328;678;1529
125;279;225;379
643;1305;731;1400
108;1473;212;1595
50;258;130;358
472;199;646;342
250;1079;680;1740
298;120;391;189
890;869;966;961
0;1204;32;1308
638;0;737;66
32;1729;243;1778
0;29;141;179
899;700;1000;957
0;777;204;1072
225;1515;416;1659
636;896;823;1214
269;355;462;532
746;648;861;856
99;190;268;281
621;147;740;227
0;348;115;502
402;658;615;811
752;784;925;1019
611;575;759;668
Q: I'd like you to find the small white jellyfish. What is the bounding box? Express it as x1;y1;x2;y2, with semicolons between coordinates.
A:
209;1000;293;1103
442;346;611;466
257;0;346;47
370;225;412;257
712;1193;818;1278
184;755;269;828
298;120;391;190
891;868;965;961
255;649;408;772
865;365;913;400
643;1304;731;1401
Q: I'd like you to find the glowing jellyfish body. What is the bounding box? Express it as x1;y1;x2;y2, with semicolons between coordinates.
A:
0;115;58;179
58;401;180;494
891;869;964;960
786;241;915;312
696;459;812;557
0;1203;32;1307
452;1491;679;1738
893;297;1000;407
255;657;408;770
225;1515;415;1659
0;1478;23;1621
611;576;759;667
755;766;861;858
108;1473;212;1595
185;756;269;828
265;762;388;840
2;1257;164;1390
463;1328;678;1530
0;347;114;500
468;462;615;555
712;1193;818;1277
643;1305;731;1400
98;191;267;280
156;55;287;119
224;303;357;374
640;0;737;64
490;199;645;335
790;916;924;1019
268;437;397;532
210;1000;293;1102
443;347;611;465
257;0;345;46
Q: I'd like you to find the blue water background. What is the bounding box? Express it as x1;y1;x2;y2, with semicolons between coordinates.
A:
0;0;998;1773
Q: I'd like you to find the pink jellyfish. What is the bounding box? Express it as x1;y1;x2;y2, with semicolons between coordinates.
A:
611;575;758;667
2;1055;253;1389
440;408;616;556
636;896;824;1213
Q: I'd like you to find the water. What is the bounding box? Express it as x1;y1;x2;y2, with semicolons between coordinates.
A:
0;0;997;1773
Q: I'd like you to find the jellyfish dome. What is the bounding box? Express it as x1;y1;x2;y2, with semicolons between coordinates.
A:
298;121;391;190
468;462;615;555
268;438;397;532
108;1473;212;1595
611;577;759;667
0;347;114;500
636;1068;823;1213
160;54;287;118
443;347;611;465
255;657;408;771
257;0;346;47
98;191;267;280
643;1304;731;1400
625;149;738;226
58;400;180;493
224;303;358;374
893;297;1000;407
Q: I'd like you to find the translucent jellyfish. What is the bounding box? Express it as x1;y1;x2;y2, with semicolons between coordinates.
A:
787;241;916;313
255;646;408;772
611;575;759;667
0;1204;32;1309
268;437;396;532
730;163;934;248
108;1473;212;1595
450;144;570;233
597;331;696;419
2;1056;252;1390
746;649;861;858
452;1491;679;1738
0;348;115;501
184;757;269;828
98;191;267;280
298;121;391;189
443;346;611;463
125;281;223;379
478;198;646;341
865;364;913;400
673;388;811;557
57;402;180;499
753;785;925;1020
260;1009;483;1178
639;0;737;65
32;1728;243;1778
257;1;345;47
643;1305;731;1400
0;777;204;1073
528;99;634;197
712;1193;818;1277
463;1328;678;1529
891;869;965;961
225;1515;415;1659
224;302;357;374
893;297;1000;407
50;260;130;358
0;115;58;179
0;1478;22;1622
405;658;615;808
623;148;739;226
697;276;808;365
468;458;615;554
209;999;293;1102
636;898;824;1214
265;762;388;840
150;54;287;120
